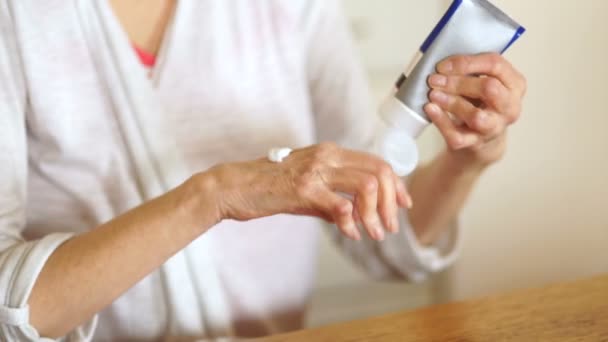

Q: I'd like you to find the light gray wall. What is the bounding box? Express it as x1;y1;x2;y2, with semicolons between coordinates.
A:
444;0;608;300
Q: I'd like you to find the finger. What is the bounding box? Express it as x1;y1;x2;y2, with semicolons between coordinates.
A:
318;147;403;235
331;165;400;235
310;190;361;241
291;143;391;240
429;89;500;136
375;163;399;234
324;168;385;241
437;53;525;93
352;196;361;223
394;174;413;210
424;103;481;150
356;176;384;241
329;150;408;232
428;74;512;113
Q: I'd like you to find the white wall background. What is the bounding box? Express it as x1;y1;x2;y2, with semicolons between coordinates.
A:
310;0;608;327
442;0;608;301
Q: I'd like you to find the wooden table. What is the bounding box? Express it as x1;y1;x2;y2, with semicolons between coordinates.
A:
260;275;608;341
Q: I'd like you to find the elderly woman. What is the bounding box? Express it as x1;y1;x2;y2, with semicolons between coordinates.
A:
0;0;526;340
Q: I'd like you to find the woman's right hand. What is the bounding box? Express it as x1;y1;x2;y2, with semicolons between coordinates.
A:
201;142;413;241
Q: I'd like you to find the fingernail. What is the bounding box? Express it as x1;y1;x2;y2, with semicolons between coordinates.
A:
406;196;414;209
430;90;448;104
438;60;453;73
429;74;447;87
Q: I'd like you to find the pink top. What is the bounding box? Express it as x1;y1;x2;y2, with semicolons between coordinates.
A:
133;44;157;68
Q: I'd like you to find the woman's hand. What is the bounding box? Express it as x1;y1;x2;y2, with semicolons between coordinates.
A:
424;53;527;169
202;142;412;241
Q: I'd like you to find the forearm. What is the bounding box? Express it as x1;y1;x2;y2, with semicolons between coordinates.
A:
25;141;418;338
28;174;218;338
407;150;486;245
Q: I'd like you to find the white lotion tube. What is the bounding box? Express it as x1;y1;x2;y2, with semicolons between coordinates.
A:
374;0;526;176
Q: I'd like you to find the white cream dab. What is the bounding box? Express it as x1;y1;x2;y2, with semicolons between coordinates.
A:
267;148;293;163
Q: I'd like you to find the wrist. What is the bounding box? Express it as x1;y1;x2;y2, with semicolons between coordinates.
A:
180;171;223;230
445;132;508;169
441;150;489;179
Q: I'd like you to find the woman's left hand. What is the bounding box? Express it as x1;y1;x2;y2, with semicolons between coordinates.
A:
424;53;527;168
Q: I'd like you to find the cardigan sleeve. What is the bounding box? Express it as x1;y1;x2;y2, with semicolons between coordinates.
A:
0;1;97;340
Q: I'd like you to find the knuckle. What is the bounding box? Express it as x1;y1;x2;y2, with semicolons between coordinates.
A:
471;107;486;123
490;56;504;74
447;134;464;150
453;55;470;73
479;118;497;135
333;199;353;217
482;78;502;100
317;141;337;154
473;113;489;130
376;162;394;180
313;142;339;163
360;175;378;194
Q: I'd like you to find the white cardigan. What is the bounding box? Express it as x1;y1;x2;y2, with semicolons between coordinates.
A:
0;0;459;340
